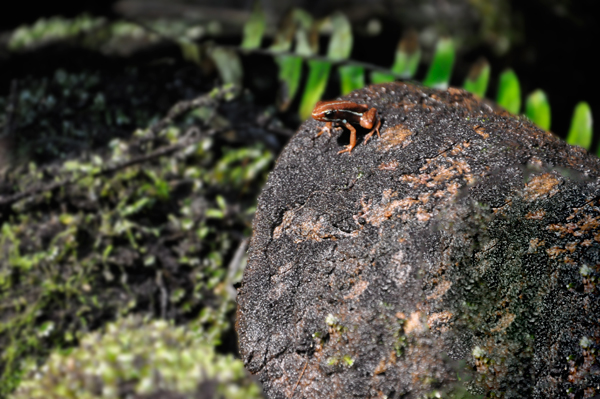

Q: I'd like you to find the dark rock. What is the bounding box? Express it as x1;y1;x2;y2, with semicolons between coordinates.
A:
236;82;600;398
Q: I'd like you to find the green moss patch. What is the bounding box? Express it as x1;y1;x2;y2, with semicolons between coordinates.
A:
0;85;274;394
11;316;263;399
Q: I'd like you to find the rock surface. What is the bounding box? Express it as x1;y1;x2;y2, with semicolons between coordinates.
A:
236;82;600;398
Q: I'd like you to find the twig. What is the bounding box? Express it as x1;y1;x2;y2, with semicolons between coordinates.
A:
0;126;224;208
0;85;239;209
2;80;19;139
425;141;459;161
291;357;309;397
225;238;249;299
147;85;237;137
156;270;168;319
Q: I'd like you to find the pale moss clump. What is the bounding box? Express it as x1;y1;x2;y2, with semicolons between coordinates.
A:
11;316;264;399
9;15;105;50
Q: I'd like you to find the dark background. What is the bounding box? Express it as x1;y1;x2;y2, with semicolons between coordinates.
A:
1;0;598;146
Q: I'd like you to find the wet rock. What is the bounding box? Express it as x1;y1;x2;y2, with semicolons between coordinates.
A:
236;82;600;398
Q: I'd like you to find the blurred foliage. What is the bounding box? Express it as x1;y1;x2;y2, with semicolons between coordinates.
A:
566;102;593;151
233;4;593;144
8;15;106;50
496;69;521;115
370;29;421;84
11;316;264;399
0;82;274;394
462;58;490;98
3;9;594;148
7;14;212;57
0;65;219;165
525;89;551;131
422;37;455;89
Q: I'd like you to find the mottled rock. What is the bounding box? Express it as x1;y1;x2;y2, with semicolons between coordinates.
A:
236;82;600;398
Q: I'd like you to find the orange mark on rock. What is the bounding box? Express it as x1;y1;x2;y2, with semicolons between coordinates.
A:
446;182;461;195
528;238;545;254
565;242;577;253
474;125;489;139
523;173;561;201
378;124;413;151
343;279;369;300
359;195;419;227
273;208;357;242
426;278;452;300
427;311;453;333
416;207;432;222
404;311;427;335
547;214;600;238
418;192;431;204
447;87;464;96
490;312;516;333
525;209;546;220
379;160;400;170
578;214;600;233
546;246;567;259
429;165;457;184
374;359;387;375
400;174;431;186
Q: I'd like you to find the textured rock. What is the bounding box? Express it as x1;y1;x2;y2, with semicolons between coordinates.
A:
236;82;600;398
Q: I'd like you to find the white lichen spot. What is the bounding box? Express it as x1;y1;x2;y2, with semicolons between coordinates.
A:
580;264;592;277
580;336;592;348
325;314;339;327
472;346;485;359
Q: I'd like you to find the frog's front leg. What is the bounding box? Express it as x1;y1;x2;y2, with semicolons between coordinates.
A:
360;108;381;145
338;122;357;154
316;122;339;138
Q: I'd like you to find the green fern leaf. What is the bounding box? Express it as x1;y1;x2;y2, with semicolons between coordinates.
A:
298;23;325;120
370;72;395;85
272;10;313;111
339;66;365;95
209;47;243;87
328;12;352;61
525;89;551;131
329;13;364;95
463;57;490;97
496;69;521;114
299;61;332;120
178;39;201;65
300;12;354;119
371;30;420;83
566;102;593;150
423;37;455;89
391;29;421;79
241;1;265;50
276;56;303;111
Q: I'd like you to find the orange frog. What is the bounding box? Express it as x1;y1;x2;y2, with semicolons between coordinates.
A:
311;100;381;154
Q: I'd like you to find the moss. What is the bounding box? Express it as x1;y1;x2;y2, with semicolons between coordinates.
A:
0;83;274;393
10;316;264;399
8;15;106;50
